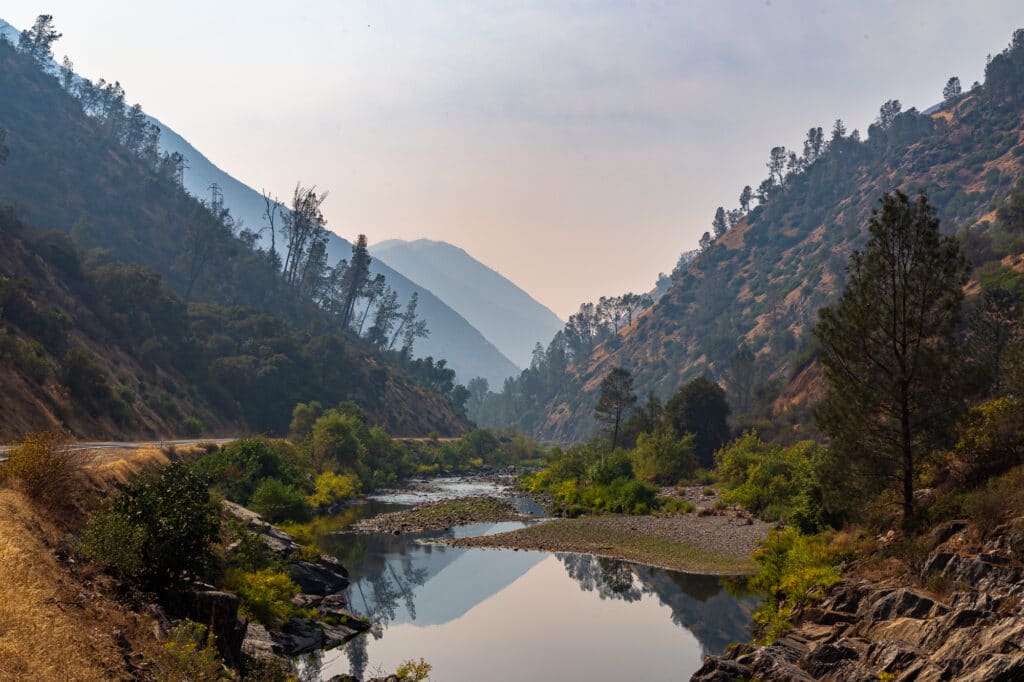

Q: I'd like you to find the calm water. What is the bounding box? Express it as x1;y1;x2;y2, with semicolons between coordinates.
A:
300;480;758;681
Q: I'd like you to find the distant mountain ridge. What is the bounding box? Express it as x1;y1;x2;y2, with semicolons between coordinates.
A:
371;239;564;370
149;114;519;387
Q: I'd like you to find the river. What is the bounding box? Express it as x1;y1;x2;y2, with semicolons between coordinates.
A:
297;478;759;681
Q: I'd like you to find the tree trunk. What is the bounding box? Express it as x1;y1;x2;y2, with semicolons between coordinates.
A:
901;391;914;527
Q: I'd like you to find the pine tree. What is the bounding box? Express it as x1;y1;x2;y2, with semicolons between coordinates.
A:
712;207;728;238
943;76;962;103
594;367;637;449
814;191;968;525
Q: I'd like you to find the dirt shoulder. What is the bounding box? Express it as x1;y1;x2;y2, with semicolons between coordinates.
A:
448;513;771;575
353;496;530;534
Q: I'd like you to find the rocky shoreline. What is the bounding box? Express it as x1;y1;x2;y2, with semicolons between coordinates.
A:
221;502;371;663
692;518;1024;681
352;495;531;534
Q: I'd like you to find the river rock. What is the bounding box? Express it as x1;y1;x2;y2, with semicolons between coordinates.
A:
288;556;350;595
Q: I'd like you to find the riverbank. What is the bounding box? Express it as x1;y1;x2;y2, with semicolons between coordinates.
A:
352;495;530;533
447;512;770;575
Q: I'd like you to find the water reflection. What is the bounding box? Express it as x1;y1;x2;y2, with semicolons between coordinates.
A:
303;504;758;681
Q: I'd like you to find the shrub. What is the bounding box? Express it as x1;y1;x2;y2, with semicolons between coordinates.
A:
250;478;312;523
154;621;224;682
631;427;697;485
308;471;361;508
191;438;304;505
183;416;203;438
224;568;300;626
748;529;842;642
658;497;695;514
395;658;432;681
95;462;219;591
587;450;634;486
81;507;147;576
1;431;81;509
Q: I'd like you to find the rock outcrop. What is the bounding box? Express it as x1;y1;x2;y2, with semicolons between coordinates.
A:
693;519;1024;681
224;501;370;659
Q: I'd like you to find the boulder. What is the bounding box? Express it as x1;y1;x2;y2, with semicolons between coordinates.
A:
176;590;247;667
288;557;350;596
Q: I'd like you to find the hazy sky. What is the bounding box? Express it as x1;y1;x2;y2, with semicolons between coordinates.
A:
5;2;1023;317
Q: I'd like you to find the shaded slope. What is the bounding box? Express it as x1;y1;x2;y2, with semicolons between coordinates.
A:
150;114;519;387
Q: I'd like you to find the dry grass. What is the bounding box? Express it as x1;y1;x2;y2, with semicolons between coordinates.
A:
0;489;156;681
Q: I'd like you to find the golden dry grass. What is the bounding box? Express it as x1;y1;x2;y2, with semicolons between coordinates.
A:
0;490;135;681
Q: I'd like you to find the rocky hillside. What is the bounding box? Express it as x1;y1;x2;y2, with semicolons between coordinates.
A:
535;29;1024;442
694;517;1024;681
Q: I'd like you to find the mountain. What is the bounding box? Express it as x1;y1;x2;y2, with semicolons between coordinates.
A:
371;239;564;369
506;29;1024;442
0;33;467;437
149;106;519;387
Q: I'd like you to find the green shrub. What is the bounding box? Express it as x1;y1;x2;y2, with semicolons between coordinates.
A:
587;450;634;486
308;471;361;508
748;529;842;642
154;621;224;682
81;507;147;576
631;427;697;485
95;462;219;591
395;658;432;681
183;416;203;438
250;478;312;523
224;568;301;626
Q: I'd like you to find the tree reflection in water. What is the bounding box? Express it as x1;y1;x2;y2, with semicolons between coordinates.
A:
557;553;759;655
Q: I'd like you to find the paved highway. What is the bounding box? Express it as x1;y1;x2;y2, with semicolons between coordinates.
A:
0;438;236;462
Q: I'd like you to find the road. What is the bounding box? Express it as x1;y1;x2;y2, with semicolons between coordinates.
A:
0;438;236;462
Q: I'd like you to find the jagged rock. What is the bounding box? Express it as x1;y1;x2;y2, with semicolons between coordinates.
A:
929;519;968;546
277;617;325;655
288;556;350;596
242;622;279;659
689;657;754;681
867;588;940;620
802;639;861;677
175;590;247;667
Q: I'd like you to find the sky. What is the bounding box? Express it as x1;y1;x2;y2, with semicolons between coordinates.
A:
4;2;1024;317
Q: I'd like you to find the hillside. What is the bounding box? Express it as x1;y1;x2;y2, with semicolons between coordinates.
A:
0;32;467;438
528;29;1024;442
372;239;564;369
150;118;519;386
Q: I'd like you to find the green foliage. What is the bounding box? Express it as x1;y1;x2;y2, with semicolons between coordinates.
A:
224;568;301;627
717;432;831;532
748;529;842;642
97;462;219;591
946;396;1024;485
664;377;731;469
154;621;224;682
631;426;697;485
308;471;361;508
183;416;203;438
81;506;147;577
395;658;432;681
250;478;312;523
815;191;968;524
587;450;634;486
311;410;365;473
191;438;306;507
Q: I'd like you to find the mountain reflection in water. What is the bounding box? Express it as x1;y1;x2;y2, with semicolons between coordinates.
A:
305;509;758;682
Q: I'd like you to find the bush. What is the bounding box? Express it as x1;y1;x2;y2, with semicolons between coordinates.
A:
1;431;81;510
587;450;634;486
308;471;361;508
224;568;300;626
395;658;432;681
154;621;224;682
631;427;697;485
183;416;203;438
748;529;842;642
191;438;305;505
81;507;147;576
250;478;312;523
94;462;219;591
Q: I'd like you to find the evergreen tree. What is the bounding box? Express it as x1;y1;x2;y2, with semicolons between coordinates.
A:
594;367;637;449
814;191;968;524
712;206;728;238
18;15;62;64
943;76;962;102
739;185;753;213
